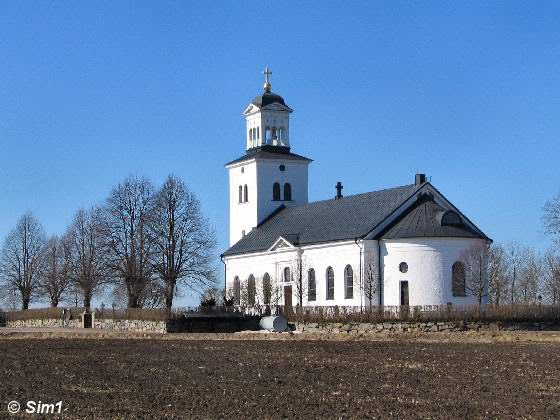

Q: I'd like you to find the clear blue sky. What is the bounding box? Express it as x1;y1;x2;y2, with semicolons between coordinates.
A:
1;2;559;304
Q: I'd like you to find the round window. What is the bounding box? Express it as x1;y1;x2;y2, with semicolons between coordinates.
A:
399;262;408;273
279;164;285;172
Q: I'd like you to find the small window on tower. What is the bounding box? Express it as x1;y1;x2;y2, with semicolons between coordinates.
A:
243;184;248;202
273;183;281;201
279;165;285;172
284;183;292;201
238;185;243;203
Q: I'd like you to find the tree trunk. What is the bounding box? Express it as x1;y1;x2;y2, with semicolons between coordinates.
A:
51;297;59;308
83;293;92;310
165;280;176;309
22;293;30;310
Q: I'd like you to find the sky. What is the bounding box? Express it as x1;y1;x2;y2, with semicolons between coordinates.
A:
1;1;560;305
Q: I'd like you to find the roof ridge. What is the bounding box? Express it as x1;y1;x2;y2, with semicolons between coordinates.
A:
295;183;418;208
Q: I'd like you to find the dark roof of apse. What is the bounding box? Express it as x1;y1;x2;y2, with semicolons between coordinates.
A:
223;184;423;256
225;145;312;166
251;91;288;108
380;195;487;240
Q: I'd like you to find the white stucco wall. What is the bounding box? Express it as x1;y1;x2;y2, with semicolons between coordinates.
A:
227;158;309;247
224;240;365;307
225;237;488;308
381;238;486;306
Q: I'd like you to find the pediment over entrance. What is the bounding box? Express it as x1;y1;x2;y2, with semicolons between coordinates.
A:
268;235;298;252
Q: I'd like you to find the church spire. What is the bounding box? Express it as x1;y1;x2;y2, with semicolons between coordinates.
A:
263;66;272;93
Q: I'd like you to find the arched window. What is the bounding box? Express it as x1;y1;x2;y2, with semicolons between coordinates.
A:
273;182;281;201
265;127;271;144
243;184;248;202
308;269;316;302
326;267;334;300
247;275;256;306
278;127;283;142
271;127;278;141
283;267;291;282
238;186;243;203
284;183;292;201
263;273;271;305
452;262;466;297
256;127;260;140
248;128;253;145
345;265;354;299
233;276;240;305
252;128;256;141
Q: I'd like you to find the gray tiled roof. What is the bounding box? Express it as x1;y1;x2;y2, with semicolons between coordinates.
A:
380;196;486;240
223;184;422;256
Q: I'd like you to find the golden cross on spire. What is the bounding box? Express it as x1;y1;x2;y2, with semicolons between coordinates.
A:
263;66;272;92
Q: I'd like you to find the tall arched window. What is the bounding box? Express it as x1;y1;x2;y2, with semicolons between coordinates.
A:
308;269;316;302
247;275;256;306
284;183;292;201
252;128;256;141
263;273;271;305
265;127;271;143
256;127;260;140
326;267;334;300
238;186;243;203
272;182;281;201
345;265;354;299
452;262;466;297
278;127;284;142
243;184;248;202
248;128;253;146
283;267;291;282
272;127;278;141
233;276;240;305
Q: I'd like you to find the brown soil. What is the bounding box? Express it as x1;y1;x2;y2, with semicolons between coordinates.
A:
1;338;559;419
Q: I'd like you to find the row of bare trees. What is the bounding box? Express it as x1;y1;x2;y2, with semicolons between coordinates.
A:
0;175;216;310
459;242;560;305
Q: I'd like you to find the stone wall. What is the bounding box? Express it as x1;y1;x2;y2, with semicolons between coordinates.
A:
6;319;81;329
5;318;165;333
94;319;166;333
293;321;560;333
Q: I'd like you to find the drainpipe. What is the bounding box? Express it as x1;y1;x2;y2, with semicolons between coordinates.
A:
220;254;226;301
378;241;383;306
354;238;363;311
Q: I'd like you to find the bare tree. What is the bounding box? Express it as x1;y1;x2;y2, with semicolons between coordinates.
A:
148;175;216;308
0;212;46;309
544;191;560;244
461;243;491;305
542;248;560;304
488;244;508;305
260;274;281;306
504;242;524;304
361;255;380;309
67;207;107;309
291;250;309;307
200;286;223;306
517;248;542;304
39;235;72;307
101;176;156;308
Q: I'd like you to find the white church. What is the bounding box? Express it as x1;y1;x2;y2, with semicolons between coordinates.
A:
221;68;491;308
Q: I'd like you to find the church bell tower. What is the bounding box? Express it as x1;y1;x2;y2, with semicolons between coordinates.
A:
225;68;312;246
